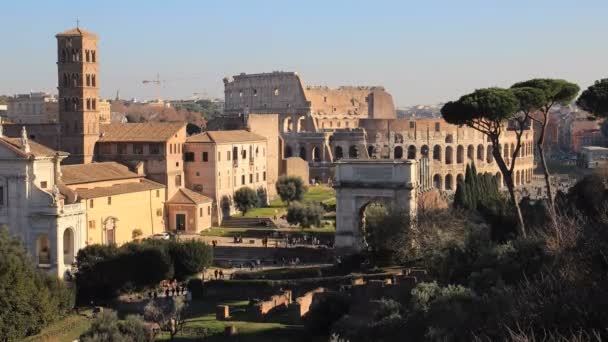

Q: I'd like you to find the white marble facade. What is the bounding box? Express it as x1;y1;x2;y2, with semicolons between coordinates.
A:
0;127;85;278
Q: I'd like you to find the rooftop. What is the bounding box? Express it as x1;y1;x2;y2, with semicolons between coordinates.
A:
56;27;98;39
168;188;212;205
73;179;164;199
187;130;265;144
99;122;186;142
0;136;64;158
61;162;140;185
582;146;608;152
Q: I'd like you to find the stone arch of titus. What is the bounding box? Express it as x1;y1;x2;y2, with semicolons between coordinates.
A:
334;159;418;252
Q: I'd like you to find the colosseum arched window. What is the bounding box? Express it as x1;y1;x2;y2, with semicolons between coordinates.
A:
284;145;293;158
516;170;521;185
394;146;403;159
445;146;454;164
283;117;293;133
349;145;359;158
433;145;442;161
510;143;515;158
334;146;343;160
477;144;484;161
433;174;442;190
467;145;474;160
445;174;454;190
367;146;375;159
503;144;509;159
486;146;493;163
299;146;307;160
421;145;429;158
394;133;404;144
445;134;454;144
312;146;322;162
407;145;416;159
456;145;464;163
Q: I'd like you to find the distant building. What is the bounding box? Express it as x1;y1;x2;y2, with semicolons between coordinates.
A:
0;104;7;118
0;127;85;278
61;162;165;246
7;92;59;124
578;146;608;168
184;130;268;224
96;122;187;200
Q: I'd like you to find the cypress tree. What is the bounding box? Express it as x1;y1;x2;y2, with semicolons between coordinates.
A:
454;180;466;209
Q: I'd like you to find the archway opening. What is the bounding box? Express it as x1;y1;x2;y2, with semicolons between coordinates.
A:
445;146;453;164
37;234;51;266
421;145;429;158
467;145;474;160
312;146;322;162
63;228;75;265
284;145;293;158
433;145;442;161
358;201;389;250
477;144;484;161
457;145;464;163
349;145;359;158
394;146;403;159
334;146;343;160
283;117;293;133
407;145;416;159
445;174;454;191
296;116;306;132
299;146;307;160
433;174;442;190
367;145;375;159
487;146;493;163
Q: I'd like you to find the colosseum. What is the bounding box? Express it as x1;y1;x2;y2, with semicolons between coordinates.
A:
220;71;535;191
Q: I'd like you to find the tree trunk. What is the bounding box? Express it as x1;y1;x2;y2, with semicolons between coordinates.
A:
493;148;527;237
536;118;558;224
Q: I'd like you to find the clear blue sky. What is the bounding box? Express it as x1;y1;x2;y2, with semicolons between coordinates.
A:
1;0;606;106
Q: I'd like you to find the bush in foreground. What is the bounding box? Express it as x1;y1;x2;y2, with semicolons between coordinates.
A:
287;202;323;228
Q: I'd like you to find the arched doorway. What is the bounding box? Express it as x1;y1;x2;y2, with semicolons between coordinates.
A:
477;144;484;161
334;146;343;160
394;146;403;159
221;196;231;218
283;117;293;132
63;228;75;265
358;201;389;249
103;217;118;245
296;116;306;132
37;234;51;266
367;145;375;159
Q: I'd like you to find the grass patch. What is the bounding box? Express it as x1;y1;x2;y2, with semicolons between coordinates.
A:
237;186;336;219
23;313;91;342
156;298;303;341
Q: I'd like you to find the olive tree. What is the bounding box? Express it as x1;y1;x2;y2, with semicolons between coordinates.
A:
511;79;580;211
441;88;528;236
233;187;259;215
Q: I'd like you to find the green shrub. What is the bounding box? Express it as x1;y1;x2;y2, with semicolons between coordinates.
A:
168;240;213;280
276;176;307;204
287;202;323;228
234;187;260;215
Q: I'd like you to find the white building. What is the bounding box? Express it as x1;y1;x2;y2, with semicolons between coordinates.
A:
7;92;59;124
579;146;608;169
0;126;85;278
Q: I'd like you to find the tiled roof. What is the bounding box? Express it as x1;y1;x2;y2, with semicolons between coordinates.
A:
168;188;212;205
187;130;265;144
61;162;139;185
0;137;64;158
99;122;186;142
56;27;98;39
74;179;164;199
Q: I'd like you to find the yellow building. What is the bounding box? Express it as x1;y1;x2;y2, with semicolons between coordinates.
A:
61;162;165;246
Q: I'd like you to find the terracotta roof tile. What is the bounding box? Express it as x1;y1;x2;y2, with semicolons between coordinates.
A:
99;122;186;142
61;162;139;185
74;179;164;199
0;137;64;158
168;188;212;205
187;130;265;144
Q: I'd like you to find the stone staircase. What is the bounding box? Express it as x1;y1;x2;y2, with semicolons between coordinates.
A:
221;217;277;229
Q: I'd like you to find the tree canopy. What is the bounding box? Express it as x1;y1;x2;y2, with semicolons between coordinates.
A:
577;78;608;118
233;187;260;215
276;176;307;204
441;88;519;129
511;79;580;109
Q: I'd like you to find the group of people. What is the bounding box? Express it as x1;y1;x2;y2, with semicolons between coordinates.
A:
148;279;187;299
213;269;225;279
233;235;244;244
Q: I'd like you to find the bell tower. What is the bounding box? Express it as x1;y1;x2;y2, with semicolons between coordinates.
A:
56;27;100;164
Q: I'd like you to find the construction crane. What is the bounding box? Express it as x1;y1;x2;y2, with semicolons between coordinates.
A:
142;74;205;102
141;73;165;102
